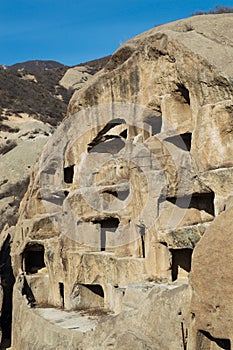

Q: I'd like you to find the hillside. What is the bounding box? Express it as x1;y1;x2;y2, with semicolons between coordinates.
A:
0;56;111;126
0;62;70;126
10;60;66;71
0;56;110;251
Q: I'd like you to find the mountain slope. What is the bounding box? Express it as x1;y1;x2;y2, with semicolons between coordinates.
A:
0;62;70;126
0;56;110;238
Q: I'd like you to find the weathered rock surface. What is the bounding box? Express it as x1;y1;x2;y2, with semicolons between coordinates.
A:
2;13;233;350
12;279;189;350
190;207;233;347
0;113;54;234
0;58;110;347
60;56;110;91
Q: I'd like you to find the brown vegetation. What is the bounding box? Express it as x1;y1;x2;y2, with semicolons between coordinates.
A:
192;5;233;16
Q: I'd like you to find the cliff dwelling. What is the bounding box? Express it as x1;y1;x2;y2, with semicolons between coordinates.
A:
22;243;45;274
1;13;233;350
64;165;74;184
197;330;231;350
92;218;120;251
164;132;192;151
170;248;193;281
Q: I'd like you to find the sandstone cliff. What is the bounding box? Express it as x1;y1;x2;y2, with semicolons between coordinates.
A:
0;58;109;348
0;57;109;243
2;14;233;350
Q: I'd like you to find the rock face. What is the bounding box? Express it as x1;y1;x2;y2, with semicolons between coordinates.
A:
0;113;54;347
3;14;233;349
0;58;109;347
0;114;54;233
60;56;110;90
0;57;110;240
190;207;233;348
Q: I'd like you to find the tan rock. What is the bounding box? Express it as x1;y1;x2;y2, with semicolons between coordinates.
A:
190;207;233;343
4;13;233;350
60;66;92;90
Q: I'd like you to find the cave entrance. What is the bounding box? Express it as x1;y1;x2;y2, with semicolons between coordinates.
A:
144;115;162;136
137;222;146;258
88;137;125;154
22;243;45;274
0;235;15;348
197;330;231;350
92;218;120;251
64;165;74;184
165;191;215;216
176;83;190;105
77;284;104;310
87;118;126;153
170;248;193;281
59;282;64;309
103;189;130;201
164;133;192;151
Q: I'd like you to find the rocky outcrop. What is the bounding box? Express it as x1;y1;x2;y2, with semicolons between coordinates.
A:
190;207;233;348
0;58;110;347
3;14;233;349
60;56;110;90
0;114;54;234
0;57;110;239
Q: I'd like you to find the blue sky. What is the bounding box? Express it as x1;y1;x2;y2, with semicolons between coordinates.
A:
0;0;233;66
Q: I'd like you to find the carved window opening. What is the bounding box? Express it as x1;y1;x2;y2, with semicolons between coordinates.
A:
88;137;125;154
64;165;74;184
197;330;231;350
103;189;130;201
120;129;128;139
23;243;45;274
164;133;192;151
93;218;120;251
166;192;215;216
88;118;126;153
170;248;192;281
76;284;104;310
81;284;104;298
64;190;69;197
144;115;162;136
59;282;64;309
176;83;190;105
137;222;146;258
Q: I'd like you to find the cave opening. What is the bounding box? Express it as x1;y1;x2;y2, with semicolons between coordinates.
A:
176;83;190;105
74;284;105;310
170;248;193;281
88;118;126;153
92;218;120;251
120;129;128;139
23;243;45;274
0;235;15;348
166;191;215;216
103;189;130;201
144;115;162;136
197;330;231;350
88;137;125;154
81;284;104;298
64;165;74;184
137;222;146;258
164;133;192;151
59;282;64;309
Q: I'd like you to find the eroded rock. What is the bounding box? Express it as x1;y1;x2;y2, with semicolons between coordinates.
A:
3;14;233;349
